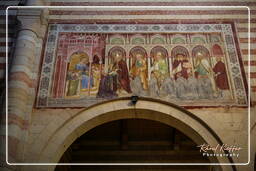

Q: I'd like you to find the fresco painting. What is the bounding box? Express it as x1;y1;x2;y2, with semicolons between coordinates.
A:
62;33;233;101
37;24;247;107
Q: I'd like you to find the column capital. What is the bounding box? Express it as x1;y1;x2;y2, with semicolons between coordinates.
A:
17;9;48;39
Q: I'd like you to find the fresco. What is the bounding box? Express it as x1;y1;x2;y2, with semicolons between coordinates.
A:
37;24;247;107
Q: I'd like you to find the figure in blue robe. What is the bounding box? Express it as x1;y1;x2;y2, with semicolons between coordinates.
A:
76;63;93;89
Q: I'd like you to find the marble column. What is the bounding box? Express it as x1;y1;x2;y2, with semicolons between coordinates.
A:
5;8;48;167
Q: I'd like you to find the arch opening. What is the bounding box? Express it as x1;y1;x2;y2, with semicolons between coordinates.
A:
55;118;219;171
37;99;234;171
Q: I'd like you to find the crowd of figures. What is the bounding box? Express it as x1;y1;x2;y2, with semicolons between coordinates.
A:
65;46;231;101
95;49;231;100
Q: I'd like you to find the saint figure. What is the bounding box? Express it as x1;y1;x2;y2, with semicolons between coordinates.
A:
151;52;169;87
172;54;191;80
115;53;132;94
130;52;148;90
213;57;229;90
66;71;80;96
213;57;230;99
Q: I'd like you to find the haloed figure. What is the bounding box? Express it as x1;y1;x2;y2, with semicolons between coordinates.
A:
213;57;230;99
194;52;214;99
152;52;169;87
113;52;132;94
130;52;148;90
172;54;190;80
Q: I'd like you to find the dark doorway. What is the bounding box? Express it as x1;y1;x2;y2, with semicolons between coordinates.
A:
56;119;211;171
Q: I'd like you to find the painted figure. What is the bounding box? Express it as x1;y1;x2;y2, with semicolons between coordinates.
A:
130;52;148;90
97;51;131;97
213;57;230;99
194;52;215;98
151;52;169;87
194;52;212;78
213;57;229;90
66;71;80;96
91;56;102;93
75;57;93;89
97;71;118;98
172;54;191;80
113;53;132;94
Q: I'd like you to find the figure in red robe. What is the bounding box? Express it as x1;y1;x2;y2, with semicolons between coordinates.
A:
115;58;132;93
213;58;229;90
109;52;131;94
172;54;190;80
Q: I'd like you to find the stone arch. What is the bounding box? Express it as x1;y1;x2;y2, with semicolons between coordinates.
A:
129;46;148;57
191;34;207;44
151;34;166;44
150;46;168;58
131;37;145;45
212;44;224;57
110;37;125;45
171;34;186;44
130;34;146;45
171;45;189;58
107;46;126;64
192;45;210;58
110;34;125;45
33;98;234;171
129;46;148;68
67;51;89;71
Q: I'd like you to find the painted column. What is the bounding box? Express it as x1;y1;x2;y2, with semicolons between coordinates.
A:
6;8;48;166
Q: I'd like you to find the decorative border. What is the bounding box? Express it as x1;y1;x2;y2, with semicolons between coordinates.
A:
36;23;247;108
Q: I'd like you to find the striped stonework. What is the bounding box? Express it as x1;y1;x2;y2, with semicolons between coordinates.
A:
0;0;26;169
1;1;255;171
4;7;47;166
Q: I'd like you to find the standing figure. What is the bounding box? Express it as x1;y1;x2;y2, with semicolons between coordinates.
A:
112;52;132;94
213;57;230;98
91;56;102;93
130;52;148;90
66;71;80;96
151;52;169;87
76;57;93;89
194;52;212;78
194;52;215;99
